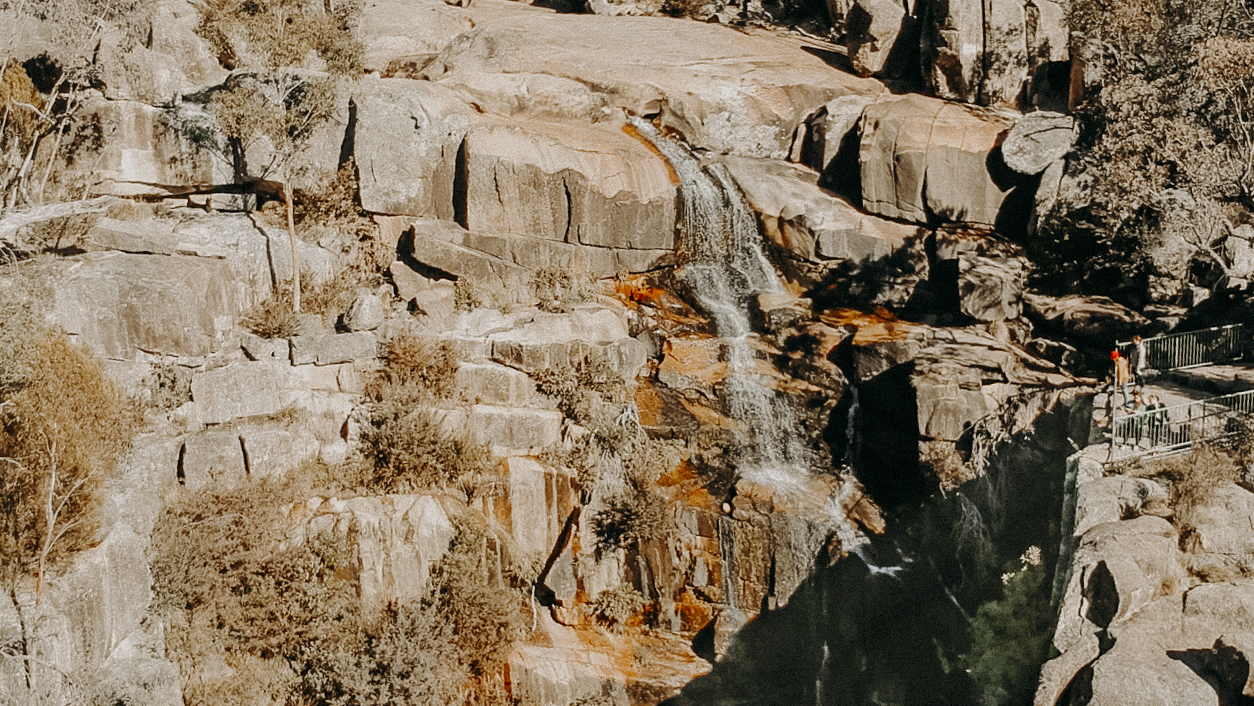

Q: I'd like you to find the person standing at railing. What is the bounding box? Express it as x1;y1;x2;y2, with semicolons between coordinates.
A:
1146;394;1166;445
1113;350;1133;410
1130;334;1148;386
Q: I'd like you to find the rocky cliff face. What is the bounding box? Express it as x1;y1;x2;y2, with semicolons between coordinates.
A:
4;0;1254;705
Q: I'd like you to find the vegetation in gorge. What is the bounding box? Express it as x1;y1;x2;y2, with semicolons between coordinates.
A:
1038;0;1254;304
963;547;1054;706
0;286;138;601
1;0;155;206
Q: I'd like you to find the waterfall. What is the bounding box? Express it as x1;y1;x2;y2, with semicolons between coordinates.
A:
629;117;811;483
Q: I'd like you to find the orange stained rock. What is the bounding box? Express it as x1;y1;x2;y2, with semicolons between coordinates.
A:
615;278;698;321
819;307;921;345
677;397;741;431
656;460;720;512
659;336;728;386
622;121;682;186
634;384;668;428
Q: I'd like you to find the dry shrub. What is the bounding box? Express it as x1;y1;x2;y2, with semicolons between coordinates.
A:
240;292;299;339
377;333;457;397
454;278;483;312
1068;0;1167;55
533;351;623;421
198;0;363;75
531;266;592;314
152;476;365;705
294;160;359;226
0;275;47;394
591;487;671;559
0;333;140;593
1151;445;1241;535
358;399;489;492
920;440;977;491
143;360;192;412
431;515;524;677
1;66;41;155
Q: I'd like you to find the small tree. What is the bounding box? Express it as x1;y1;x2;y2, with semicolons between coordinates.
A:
197;0;362;313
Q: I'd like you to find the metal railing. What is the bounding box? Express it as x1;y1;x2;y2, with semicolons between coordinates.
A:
1109;388;1254;461
1117;323;1245;372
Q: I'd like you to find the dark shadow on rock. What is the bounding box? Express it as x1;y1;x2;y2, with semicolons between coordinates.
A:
677;549;976;706
1083;561;1118;629
801;45;856;75
1169;640;1254;706
854;363;930;509
986;142;1040;239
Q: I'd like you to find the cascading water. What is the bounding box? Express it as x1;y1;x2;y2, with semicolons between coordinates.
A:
629;117;813;487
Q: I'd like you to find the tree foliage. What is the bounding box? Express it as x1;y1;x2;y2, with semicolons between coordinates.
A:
1043;0;1254;304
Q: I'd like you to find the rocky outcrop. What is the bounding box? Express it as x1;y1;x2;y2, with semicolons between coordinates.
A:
858;94;1022;229
353;78;473;219
1024;293;1154;349
358;0;475;75
421;13;884;159
5;435;183;706
463;119;677;250
1001;111;1077;175
720;155;925;265
920;0;1069;107
98;0;228;105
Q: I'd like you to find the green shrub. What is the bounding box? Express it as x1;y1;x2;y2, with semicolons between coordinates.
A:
591;583;646;633
963;550;1053;706
241;292;300;339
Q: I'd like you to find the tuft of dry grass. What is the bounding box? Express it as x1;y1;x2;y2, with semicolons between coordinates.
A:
240;292;299;339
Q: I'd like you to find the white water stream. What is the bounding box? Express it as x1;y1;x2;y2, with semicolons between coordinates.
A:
630;117;812;482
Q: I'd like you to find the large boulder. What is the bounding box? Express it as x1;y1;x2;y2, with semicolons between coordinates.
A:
40;251;253;361
719;155;926;264
421;13;885;159
858;94;1019;228
439;72;615;124
353;78;473;218
921;0;1068;107
290;495;460;608
75;98;228;198
845;0;910;78
462;118;677;250
920;0;984;103
1001;112;1076;175
1023;293;1153;348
